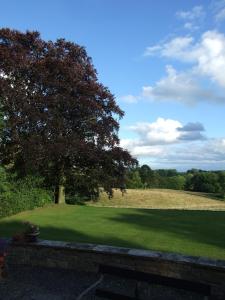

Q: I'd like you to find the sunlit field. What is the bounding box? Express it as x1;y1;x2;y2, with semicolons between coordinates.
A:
91;188;225;210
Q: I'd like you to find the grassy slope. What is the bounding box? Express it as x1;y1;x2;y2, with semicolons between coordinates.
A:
91;188;225;210
0;204;225;260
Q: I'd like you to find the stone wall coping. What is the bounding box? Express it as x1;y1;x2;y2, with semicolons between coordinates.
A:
10;239;225;270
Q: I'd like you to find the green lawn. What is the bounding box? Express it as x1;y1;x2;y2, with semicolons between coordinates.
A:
0;204;225;260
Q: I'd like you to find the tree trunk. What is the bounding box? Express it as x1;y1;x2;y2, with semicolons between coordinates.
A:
55;165;66;204
56;184;65;204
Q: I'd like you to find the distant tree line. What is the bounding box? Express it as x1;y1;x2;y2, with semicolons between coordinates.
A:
126;165;225;197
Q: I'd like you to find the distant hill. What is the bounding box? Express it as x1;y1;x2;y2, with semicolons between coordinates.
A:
90;189;225;210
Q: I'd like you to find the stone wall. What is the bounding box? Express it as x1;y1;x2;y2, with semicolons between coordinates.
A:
7;240;225;299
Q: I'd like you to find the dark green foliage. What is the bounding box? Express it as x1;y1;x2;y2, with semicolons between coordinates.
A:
217;171;225;198
65;195;89;205
126;169;143;189
0;166;10;193
156;169;178;177
163;175;186;190
0;167;53;218
139;165;154;188
188;172;221;193
65;171;100;204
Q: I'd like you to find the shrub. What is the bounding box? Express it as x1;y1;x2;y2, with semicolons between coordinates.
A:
0;169;53;218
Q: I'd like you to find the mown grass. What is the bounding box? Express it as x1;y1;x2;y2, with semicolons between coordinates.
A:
0;203;225;260
91;188;225;210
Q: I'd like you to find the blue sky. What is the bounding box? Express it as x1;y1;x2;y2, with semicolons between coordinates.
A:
1;0;225;170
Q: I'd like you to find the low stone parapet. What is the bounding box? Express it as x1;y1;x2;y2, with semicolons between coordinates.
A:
6;240;225;299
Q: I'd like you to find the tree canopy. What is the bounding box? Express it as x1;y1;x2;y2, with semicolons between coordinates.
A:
0;28;137;203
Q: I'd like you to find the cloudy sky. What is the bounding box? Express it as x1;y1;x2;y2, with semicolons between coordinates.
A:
1;0;225;170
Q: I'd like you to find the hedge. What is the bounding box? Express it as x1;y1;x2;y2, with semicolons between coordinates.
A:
0;170;53;218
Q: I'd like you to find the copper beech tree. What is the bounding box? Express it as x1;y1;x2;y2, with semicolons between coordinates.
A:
0;28;137;203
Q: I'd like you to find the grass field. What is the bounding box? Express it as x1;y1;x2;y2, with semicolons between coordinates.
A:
92;188;225;210
0;190;225;260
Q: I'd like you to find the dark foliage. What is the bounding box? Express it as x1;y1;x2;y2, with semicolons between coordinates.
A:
0;28;136;202
0;167;52;218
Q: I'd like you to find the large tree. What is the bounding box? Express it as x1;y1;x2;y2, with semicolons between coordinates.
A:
0;28;136;203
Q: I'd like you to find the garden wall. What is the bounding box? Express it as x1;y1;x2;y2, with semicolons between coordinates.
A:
7;240;225;299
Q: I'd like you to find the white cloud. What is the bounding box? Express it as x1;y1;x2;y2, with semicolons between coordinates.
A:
196;31;225;87
120;138;166;159
175;6;205;31
121;131;225;170
141;65;225;104
184;22;199;31
212;0;225;23
121;118;205;155
145;31;225;88
212;138;225;154
136;31;225;105
144;45;162;56
156;138;225;169
129;117;182;145
120;138;144;149
176;6;205;21
129;145;165;157
215;7;225;22
158;36;196;61
145;36;194;59
120;118;225;170
120;94;139;103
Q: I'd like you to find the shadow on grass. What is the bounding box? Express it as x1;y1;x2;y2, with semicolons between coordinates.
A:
107;209;225;250
0;220;143;250
184;191;225;202
0;207;225;259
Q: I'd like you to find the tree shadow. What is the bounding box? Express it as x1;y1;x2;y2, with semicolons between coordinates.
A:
0;209;225;259
184;191;225;202
107;209;225;250
0;220;144;250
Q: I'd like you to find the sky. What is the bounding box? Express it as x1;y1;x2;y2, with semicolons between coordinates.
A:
1;0;225;171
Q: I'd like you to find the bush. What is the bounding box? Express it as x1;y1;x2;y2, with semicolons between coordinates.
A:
0;169;53;218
